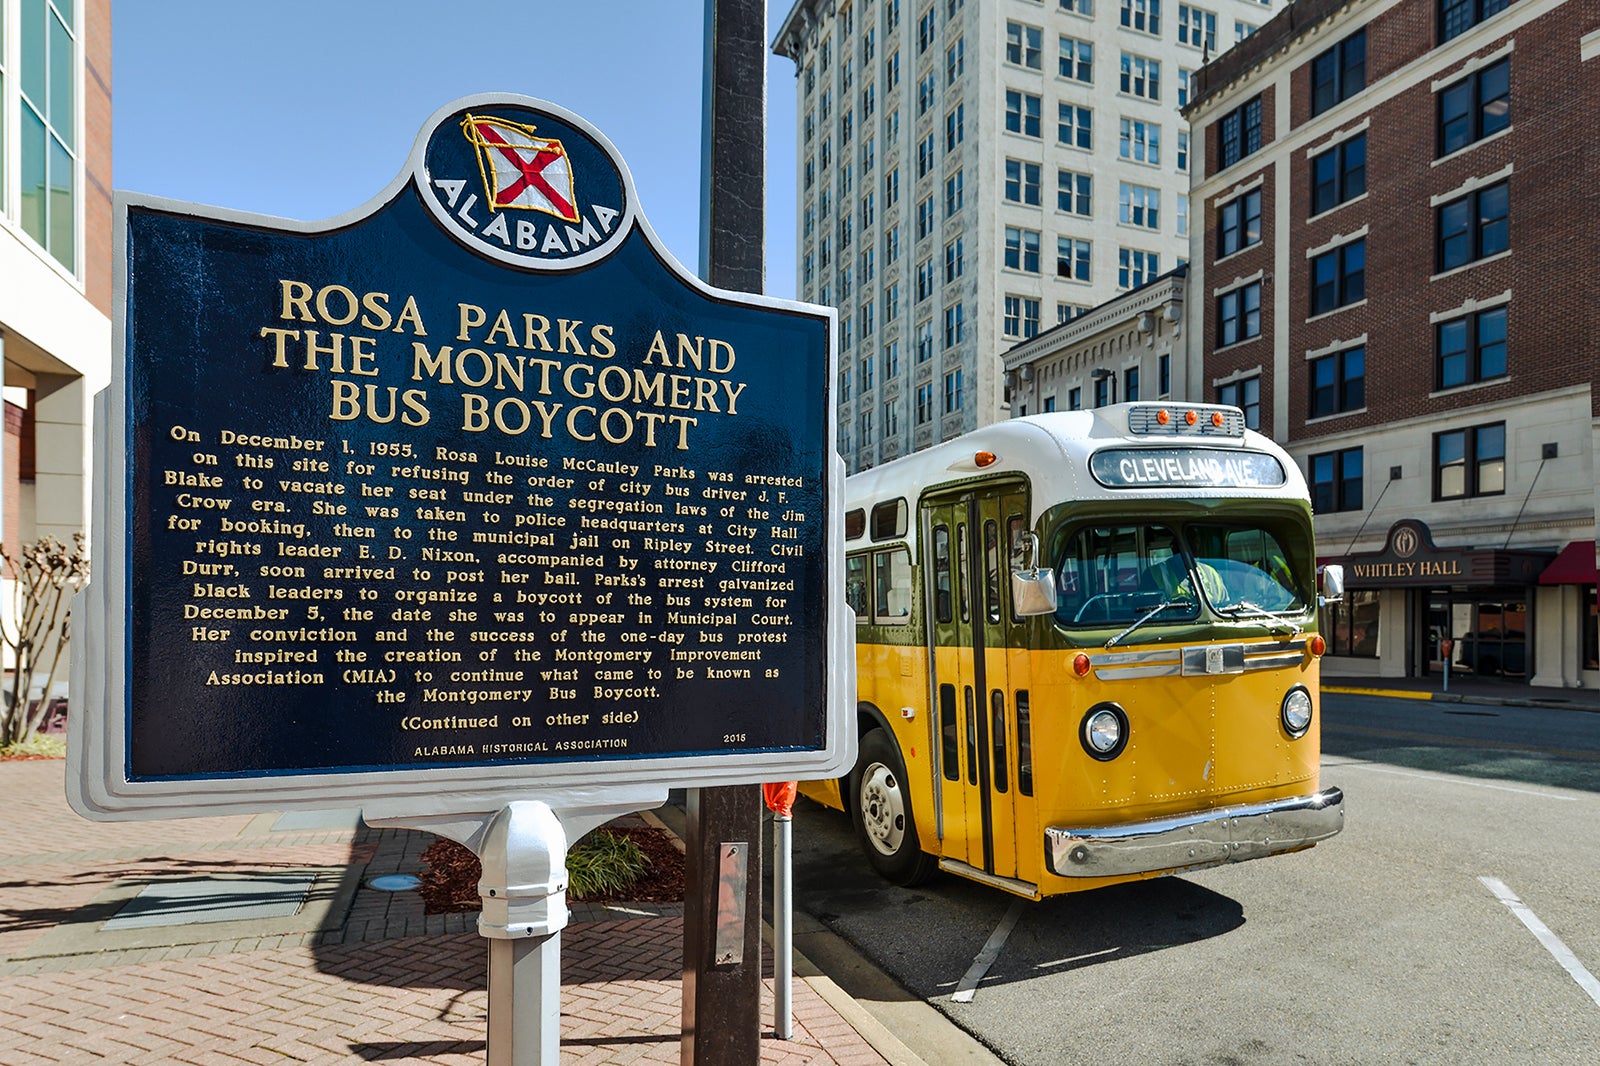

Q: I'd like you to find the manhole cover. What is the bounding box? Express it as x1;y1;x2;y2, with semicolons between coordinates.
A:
368;874;422;892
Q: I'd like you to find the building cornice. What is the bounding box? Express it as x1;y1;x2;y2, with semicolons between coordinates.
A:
1002;270;1187;371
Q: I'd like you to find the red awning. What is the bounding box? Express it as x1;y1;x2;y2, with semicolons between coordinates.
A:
1539;540;1599;586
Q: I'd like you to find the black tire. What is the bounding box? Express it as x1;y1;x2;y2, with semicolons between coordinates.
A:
848;728;938;886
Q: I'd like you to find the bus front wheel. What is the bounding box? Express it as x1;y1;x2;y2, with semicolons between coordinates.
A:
850;728;937;886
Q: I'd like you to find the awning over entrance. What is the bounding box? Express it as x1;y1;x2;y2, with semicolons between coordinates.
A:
1538;540;1598;586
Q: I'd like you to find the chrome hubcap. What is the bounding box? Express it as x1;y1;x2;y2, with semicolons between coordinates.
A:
859;761;906;856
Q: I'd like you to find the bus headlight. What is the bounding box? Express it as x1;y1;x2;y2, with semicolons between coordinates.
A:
1281;686;1313;738
1080;703;1129;761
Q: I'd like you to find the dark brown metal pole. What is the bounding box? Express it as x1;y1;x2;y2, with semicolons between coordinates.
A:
682;2;766;1064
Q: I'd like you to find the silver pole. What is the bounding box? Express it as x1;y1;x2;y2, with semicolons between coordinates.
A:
773;811;793;1039
477;801;569;1066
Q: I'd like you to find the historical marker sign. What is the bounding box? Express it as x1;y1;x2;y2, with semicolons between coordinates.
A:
70;95;849;818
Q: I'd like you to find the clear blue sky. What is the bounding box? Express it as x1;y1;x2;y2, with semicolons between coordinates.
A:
112;1;801;298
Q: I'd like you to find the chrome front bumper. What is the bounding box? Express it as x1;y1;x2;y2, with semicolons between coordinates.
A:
1045;787;1345;878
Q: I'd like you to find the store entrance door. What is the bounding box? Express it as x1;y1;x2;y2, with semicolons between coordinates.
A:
1425;591;1528;679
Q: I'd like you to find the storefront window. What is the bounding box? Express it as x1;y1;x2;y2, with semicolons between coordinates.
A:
1322;589;1379;657
1585;586;1598;672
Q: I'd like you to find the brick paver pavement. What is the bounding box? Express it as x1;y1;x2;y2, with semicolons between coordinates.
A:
0;760;895;1065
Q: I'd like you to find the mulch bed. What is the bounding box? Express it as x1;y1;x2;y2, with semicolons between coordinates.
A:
417;825;686;914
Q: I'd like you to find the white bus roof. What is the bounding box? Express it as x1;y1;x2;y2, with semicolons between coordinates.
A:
845;404;1309;549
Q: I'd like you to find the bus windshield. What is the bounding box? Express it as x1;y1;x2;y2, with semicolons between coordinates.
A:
1053;521;1307;629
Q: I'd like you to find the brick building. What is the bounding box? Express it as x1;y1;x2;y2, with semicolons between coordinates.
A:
1;0;113;690
1185;0;1600;688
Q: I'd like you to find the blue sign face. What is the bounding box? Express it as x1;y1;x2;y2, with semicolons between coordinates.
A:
115;95;835;784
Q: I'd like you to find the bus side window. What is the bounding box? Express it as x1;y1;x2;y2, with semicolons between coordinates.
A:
1007;516;1027;622
1016;690;1033;796
845;554;869;623
874;548;912;623
940;684;959;781
984;520;1001;625
933;525;953;623
990;689;1008;793
964;685;978;785
957;522;972;625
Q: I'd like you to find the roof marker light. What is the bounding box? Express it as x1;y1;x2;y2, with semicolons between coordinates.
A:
1211;411;1225;427
1156;409;1170;425
975;450;998;468
1185;410;1199;426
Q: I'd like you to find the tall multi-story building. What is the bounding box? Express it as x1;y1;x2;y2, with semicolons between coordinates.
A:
1186;0;1600;688
1;0;111;676
775;0;1281;473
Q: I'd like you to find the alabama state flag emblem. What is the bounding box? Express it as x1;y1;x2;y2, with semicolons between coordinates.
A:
460;113;580;223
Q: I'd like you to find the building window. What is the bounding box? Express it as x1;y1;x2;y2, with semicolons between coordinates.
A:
882;399;900;437
1311;30;1366;117
1311;133;1367;216
1436;306;1507;389
916;320;935;362
1120;0;1162;34
1058;169;1092;216
1061;0;1094;13
944;303;965;346
1310;448;1364;513
1124;366;1140;402
860;352;875;389
1310;239;1366;316
18;0;79;271
1178;5;1216;51
1177;131;1189;173
1069;386;1082;410
1005;159;1042;206
885;51;900;88
1235;21;1258;41
1120;53;1161;102
944;236;964;282
917;5;937;53
1119;248;1159;289
1058;302;1088;323
1434;423;1505;500
1159;354;1171;396
1217;282;1261;346
1003;296;1040;339
884;167;900;207
859;409;873;447
1441;0;1511;44
946;37;965;83
1438;59;1510;157
1005;90;1042;137
840;368;852;402
916;133;935;178
944;170;964;216
1059;36;1094;83
944;369;965;412
1178;68;1193;108
1309;346;1365;418
861;247;876;282
916;196;936;240
1217;376;1259;429
884;225;900;264
1093;375;1113;408
884;107;900;140
1005;227;1042;272
1177;195;1189;237
1437;182;1509;273
1218;96;1262;169
1006;21;1042;68
915;259;935;302
1119;118;1161;165
861;192;875;229
883;339;900;378
916;382;934;424
940;103;966;149
1057;237;1092;281
918;72;936;117
1324;589;1380;657
1058;104;1093;149
1119;183;1160;230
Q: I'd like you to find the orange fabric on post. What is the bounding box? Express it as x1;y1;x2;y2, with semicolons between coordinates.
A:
762;782;798;818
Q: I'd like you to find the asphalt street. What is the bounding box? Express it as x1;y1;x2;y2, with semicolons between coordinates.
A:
784;692;1600;1065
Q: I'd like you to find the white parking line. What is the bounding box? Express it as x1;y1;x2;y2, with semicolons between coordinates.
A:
1325;759;1579;800
1480;877;1600;1008
951;900;1024;1003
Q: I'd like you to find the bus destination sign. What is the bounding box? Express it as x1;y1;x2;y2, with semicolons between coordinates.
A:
1089;447;1286;490
74;95;849;817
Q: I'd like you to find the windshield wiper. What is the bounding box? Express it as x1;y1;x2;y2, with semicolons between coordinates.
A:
1106;599;1181;649
1221;600;1303;637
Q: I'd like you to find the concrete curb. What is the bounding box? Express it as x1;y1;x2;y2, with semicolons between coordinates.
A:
1325;685;1600;713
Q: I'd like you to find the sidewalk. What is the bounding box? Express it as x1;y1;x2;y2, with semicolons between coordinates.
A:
1323;672;1600;712
0;759;936;1065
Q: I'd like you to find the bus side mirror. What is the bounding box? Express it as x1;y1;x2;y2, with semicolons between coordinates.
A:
1318;564;1345;607
1011;531;1058;617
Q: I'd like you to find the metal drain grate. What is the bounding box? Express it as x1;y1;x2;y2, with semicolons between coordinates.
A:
103;874;316;929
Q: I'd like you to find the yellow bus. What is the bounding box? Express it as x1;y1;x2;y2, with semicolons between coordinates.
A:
815;403;1345;898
